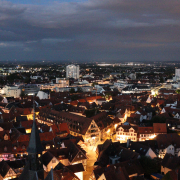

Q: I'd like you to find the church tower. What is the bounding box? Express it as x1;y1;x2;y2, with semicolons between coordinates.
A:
19;101;44;180
27;102;44;171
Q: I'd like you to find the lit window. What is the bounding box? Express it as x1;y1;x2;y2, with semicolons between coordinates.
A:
46;145;50;149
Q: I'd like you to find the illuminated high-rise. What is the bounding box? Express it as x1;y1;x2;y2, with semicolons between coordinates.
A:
66;64;79;79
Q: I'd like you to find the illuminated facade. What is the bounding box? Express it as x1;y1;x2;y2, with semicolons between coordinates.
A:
116;123;167;143
116;124;138;143
66;64;80;79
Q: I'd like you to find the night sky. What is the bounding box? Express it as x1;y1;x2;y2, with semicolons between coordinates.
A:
0;0;180;62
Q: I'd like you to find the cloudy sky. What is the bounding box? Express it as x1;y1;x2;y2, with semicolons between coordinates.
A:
0;0;180;62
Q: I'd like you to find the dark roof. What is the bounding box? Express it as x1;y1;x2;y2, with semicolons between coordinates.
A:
0;160;11;178
155;133;180;149
161;153;180;170
66;163;84;173
161;170;180;180
5;102;23;109
96;140;139;167
126;141;150;156
44;169;54;180
6;159;25;169
93;159;144;179
42;151;54;166
18;164;42;180
16;116;28;122
0;122;14;130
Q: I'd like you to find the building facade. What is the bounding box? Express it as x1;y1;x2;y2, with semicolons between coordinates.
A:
66;64;80;79
2;85;21;98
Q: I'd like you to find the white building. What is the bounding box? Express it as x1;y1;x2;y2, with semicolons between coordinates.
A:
37;91;49;100
173;68;180;81
175;69;180;80
114;81;129;91
129;73;136;80
56;78;69;86
2;85;21;98
66;64;79;79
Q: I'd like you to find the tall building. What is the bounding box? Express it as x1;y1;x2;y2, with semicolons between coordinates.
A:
175;69;180;81
66;64;79;79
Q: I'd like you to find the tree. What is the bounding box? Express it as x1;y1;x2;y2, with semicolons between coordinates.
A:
77;87;83;93
84;109;100;118
151;116;166;123
176;89;180;94
20;91;26;99
159;77;164;83
69;88;75;93
92;82;98;87
139;156;161;176
71;95;79;101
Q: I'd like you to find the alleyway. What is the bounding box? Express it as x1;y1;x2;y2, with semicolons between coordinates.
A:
83;145;97;180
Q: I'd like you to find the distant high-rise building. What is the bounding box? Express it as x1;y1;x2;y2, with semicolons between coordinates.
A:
175;69;180;81
66;64;79;79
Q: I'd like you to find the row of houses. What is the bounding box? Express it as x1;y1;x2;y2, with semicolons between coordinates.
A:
116;122;167;142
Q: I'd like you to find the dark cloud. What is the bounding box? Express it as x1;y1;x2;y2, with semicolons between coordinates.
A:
0;0;180;61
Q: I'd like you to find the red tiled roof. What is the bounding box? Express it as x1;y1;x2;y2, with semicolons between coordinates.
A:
18;134;30;142
138;127;154;134
58;123;70;134
16;108;32;115
153;123;167;134
39;108;93;135
40;132;54;141
20;120;40;129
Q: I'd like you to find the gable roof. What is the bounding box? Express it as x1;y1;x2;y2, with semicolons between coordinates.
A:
0;160;11;178
44;169;54;180
42;151;55;167
161;170;180;180
155;133;180;149
161;153;180;170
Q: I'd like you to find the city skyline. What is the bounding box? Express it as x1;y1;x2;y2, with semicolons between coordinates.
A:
0;0;180;62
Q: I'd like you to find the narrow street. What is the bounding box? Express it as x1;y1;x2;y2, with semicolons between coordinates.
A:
83;145;97;180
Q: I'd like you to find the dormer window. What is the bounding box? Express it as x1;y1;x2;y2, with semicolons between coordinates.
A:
4;134;8;140
52;159;56;163
4;147;7;152
14;146;17;150
22;145;25;150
